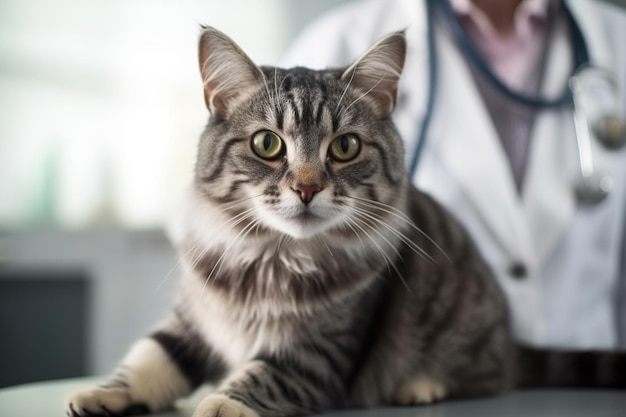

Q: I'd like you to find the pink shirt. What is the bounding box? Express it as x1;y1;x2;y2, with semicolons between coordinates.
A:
450;0;550;90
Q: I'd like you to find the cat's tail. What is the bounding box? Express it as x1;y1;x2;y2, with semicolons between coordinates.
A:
515;345;626;388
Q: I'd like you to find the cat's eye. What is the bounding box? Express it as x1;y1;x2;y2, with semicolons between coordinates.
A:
251;131;284;160
329;134;361;162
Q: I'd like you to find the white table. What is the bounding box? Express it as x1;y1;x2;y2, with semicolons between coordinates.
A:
1;377;626;417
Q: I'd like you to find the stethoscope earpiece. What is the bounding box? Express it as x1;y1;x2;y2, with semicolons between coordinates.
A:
593;115;626;150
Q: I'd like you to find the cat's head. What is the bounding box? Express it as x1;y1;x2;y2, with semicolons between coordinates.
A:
194;27;407;240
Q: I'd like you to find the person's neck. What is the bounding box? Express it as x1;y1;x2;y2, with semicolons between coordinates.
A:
472;0;523;34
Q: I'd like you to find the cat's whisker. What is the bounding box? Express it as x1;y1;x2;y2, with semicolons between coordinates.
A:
343;218;368;257
261;71;274;109
186;210;258;301
155;240;203;291
206;213;256;270
342;73;387;115
318;236;335;258
353;212;403;262
348;194;413;222
188;207;258;267
226;207;259;226
334;68;357;117
177;240;212;301
189;200;265;307
155;203;254;290
200;214;260;296
351;206;438;264
273;67;280;109
349;215;408;291
276;72;294;102
157;241;207;303
348;195;451;262
156;201;259;293
346;216;392;274
274;233;289;254
206;193;265;214
183;207;257;296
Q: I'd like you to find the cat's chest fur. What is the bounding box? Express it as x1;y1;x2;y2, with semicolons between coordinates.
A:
184;284;297;368
179;236;382;369
181;267;369;370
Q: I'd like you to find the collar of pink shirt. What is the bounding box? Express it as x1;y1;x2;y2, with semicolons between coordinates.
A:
448;0;552;90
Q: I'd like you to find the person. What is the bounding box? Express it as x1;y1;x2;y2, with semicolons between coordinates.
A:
280;0;626;350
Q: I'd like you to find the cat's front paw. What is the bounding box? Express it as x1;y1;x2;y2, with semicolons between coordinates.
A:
193;394;259;417
66;386;150;417
392;375;447;405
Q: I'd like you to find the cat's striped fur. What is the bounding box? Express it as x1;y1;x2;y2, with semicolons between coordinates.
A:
67;27;626;417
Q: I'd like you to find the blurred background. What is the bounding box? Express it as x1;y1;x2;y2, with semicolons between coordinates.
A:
1;0;626;389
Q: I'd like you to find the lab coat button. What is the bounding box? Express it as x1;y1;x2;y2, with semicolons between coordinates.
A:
508;262;527;279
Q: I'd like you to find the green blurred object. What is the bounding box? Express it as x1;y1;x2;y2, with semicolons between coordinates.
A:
31;139;59;224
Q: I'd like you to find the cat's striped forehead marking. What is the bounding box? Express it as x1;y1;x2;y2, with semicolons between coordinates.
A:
263;67;343;155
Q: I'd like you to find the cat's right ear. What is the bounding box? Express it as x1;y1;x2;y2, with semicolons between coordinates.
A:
198;26;264;120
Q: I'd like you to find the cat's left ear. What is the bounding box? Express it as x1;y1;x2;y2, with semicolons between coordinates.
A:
198;26;264;120
341;31;406;118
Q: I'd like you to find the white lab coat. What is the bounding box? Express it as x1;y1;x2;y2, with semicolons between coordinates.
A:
281;0;626;349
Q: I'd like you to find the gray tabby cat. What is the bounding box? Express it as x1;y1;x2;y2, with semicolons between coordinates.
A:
66;27;625;417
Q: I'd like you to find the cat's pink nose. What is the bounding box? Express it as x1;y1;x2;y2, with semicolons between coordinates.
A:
292;183;323;205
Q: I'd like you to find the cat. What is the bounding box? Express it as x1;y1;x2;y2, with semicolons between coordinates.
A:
66;27;625;417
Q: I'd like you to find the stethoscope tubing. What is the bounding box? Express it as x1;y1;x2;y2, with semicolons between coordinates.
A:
408;0;438;177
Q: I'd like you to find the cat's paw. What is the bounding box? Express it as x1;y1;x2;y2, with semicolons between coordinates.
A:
192;394;260;417
66;386;150;417
392;376;447;405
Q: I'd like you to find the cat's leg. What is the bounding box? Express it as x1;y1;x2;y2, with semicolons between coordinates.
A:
66;318;224;417
192;356;344;417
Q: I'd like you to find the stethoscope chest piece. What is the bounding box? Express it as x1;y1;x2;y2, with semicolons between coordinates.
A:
574;173;613;205
593;115;626;150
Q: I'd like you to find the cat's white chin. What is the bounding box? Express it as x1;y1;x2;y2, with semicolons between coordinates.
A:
254;199;348;239
276;219;331;239
262;212;337;239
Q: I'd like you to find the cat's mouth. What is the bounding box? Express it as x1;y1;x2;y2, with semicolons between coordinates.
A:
287;209;322;223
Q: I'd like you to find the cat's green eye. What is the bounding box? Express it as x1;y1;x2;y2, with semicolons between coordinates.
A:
251;131;284;160
329;134;361;162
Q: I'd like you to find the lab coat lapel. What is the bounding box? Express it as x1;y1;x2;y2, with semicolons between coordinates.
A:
523;11;575;264
430;27;532;262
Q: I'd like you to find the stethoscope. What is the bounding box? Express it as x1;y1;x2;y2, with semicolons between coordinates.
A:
413;0;626;205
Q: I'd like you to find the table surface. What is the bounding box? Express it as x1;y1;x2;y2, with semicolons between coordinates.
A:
1;377;626;417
